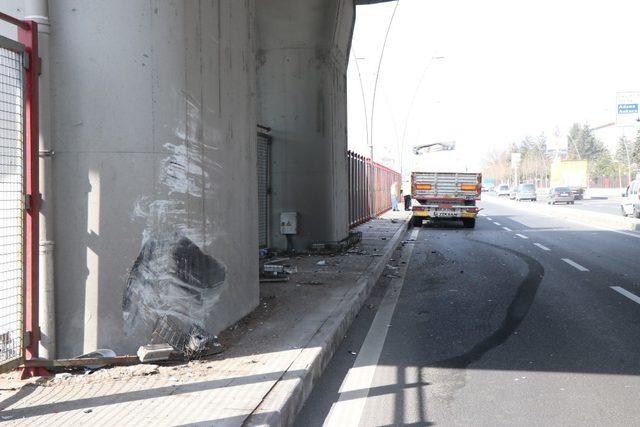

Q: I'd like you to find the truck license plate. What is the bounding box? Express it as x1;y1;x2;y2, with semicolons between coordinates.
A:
433;209;457;217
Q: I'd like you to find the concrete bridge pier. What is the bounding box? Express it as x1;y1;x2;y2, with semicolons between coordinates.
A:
256;0;355;251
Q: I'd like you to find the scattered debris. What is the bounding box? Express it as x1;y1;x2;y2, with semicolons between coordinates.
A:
150;316;223;360
386;264;399;270
347;249;369;255
348;351;357;355
83;409;93;414
127;364;159;376
263;264;285;274
311;243;326;251
75;349;117;370
137;344;174;363
381;236;387;240
260;276;290;283
55;372;72;380
316;260;326;266
296;280;324;286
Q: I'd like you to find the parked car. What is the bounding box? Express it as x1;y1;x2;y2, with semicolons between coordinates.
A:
621;179;640;218
548;186;575;205
515;183;537;201
570;187;585;200
509;187;517;200
496;184;510;197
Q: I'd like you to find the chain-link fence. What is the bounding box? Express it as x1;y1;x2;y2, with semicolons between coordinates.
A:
0;36;25;369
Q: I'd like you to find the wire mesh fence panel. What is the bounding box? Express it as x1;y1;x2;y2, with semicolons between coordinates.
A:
0;38;24;369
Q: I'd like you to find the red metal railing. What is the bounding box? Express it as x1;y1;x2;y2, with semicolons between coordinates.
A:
348;150;401;228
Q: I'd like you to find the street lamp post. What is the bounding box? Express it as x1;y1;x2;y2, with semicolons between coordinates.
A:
368;0;400;217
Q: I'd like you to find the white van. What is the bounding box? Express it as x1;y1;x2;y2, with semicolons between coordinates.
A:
496;184;510;197
621;179;640;218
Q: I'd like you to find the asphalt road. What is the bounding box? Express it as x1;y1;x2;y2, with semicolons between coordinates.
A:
296;198;640;426
492;191;624;216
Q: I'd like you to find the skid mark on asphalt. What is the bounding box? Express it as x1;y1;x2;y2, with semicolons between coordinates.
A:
433;240;545;369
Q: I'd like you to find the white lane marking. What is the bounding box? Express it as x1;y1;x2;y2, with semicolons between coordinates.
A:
567;218;640;240
487;217;493;221
323;228;418;427
610;286;640;305
494;222;501;226
562;258;589;271
515;233;528;239
502;226;512;232
534;243;551;251
484;196;640;240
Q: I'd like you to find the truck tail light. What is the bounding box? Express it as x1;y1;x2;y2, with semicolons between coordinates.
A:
460;184;476;191
415;184;432;190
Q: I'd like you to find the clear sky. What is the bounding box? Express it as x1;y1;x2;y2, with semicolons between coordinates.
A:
348;0;640;176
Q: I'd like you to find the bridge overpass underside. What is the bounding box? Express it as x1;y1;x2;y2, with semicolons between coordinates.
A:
0;0;359;358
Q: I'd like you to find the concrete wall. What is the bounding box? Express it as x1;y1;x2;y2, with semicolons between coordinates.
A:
0;0;259;357
0;0;358;357
256;0;354;250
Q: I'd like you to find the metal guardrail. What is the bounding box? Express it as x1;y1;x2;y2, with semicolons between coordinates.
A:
348;150;400;228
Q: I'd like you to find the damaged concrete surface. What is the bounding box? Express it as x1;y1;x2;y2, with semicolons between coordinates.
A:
0;212;409;426
123;235;226;335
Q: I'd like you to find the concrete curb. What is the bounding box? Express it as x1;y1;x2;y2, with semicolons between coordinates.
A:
244;218;410;427
487;196;640;232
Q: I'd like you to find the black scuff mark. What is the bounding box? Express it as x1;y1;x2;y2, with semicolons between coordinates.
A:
122;234;226;335
433;240;544;369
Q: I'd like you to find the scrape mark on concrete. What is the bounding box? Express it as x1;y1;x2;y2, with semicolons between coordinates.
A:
125;95;225;335
122;234;226;334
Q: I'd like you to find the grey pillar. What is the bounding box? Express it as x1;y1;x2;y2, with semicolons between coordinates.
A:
256;0;354;250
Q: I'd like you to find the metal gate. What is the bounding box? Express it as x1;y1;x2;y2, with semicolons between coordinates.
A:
0;35;25;371
257;129;271;249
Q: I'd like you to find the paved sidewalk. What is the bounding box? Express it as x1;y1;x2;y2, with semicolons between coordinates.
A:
0;211;410;426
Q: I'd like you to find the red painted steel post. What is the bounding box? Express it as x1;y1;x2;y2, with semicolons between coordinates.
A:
18;20;44;377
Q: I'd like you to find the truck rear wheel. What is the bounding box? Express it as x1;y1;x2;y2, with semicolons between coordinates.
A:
412;216;423;227
462;218;476;229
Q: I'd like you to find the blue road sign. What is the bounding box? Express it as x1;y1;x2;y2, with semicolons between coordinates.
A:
618;103;638;114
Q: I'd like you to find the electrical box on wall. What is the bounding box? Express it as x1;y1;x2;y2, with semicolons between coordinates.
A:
280;212;297;235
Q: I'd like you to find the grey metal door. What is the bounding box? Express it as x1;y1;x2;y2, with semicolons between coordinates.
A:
257;132;271;249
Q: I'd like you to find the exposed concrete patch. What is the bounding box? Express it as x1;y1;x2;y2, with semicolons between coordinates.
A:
122;234;226;334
